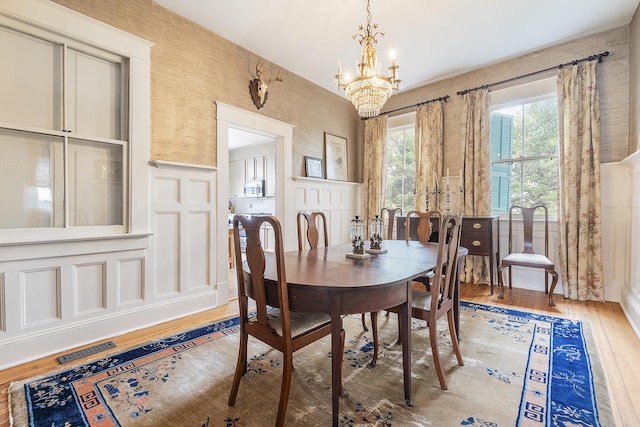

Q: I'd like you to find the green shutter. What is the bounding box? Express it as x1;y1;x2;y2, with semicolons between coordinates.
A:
490;113;513;213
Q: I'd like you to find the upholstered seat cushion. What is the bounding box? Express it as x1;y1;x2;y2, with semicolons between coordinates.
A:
411;289;434;312
502;253;555;268
249;308;331;337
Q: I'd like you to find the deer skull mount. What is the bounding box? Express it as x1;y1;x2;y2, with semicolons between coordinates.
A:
249;59;283;109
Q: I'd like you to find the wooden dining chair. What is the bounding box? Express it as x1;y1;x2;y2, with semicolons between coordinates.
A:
497;204;559;306
386;213;465;389
381;207;402;240
229;214;341;426
405;210;442;288
297;211;328;250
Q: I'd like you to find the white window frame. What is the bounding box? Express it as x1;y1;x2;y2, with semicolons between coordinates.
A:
0;0;153;244
489;77;559;220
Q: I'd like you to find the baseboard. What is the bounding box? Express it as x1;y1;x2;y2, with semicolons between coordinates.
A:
620;286;640;340
0;290;218;371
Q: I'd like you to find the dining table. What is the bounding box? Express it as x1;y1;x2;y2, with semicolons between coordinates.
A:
260;239;468;426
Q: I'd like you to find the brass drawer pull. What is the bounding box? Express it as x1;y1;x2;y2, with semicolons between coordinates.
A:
472;240;482;247
472;222;482;229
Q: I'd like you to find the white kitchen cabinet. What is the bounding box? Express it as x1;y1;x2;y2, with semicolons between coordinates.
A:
261;223;275;252
229;159;245;198
264;153;276;196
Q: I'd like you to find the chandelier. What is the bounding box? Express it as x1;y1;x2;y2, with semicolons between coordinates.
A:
334;0;400;117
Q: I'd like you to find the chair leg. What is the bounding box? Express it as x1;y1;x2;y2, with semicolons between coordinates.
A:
228;329;248;406
429;320;447;390
544;270;549;294
340;327;347;397
447;310;464;367
497;264;506;299
547;268;559;306
370;311;379;367
361;313;368;332
275;351;294;426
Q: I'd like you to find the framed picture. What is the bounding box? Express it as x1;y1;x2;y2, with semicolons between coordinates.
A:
304;156;324;179
324;133;347;181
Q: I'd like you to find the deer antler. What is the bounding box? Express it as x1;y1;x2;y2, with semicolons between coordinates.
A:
255;59;283;85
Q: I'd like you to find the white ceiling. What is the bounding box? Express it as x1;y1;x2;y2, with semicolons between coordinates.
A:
154;0;639;96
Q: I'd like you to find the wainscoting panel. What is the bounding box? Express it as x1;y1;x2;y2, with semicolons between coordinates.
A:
74;262;106;315
117;257;144;305
21;268;60;328
292;177;362;246
187;211;210;291
620;152;640;337
154;212;181;296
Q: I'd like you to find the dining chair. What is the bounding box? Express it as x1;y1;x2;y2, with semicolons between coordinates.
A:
229;214;341;426
297;211;328;250
386;213;465;389
404;210;442;288
381;207;402;240
497;204;559;306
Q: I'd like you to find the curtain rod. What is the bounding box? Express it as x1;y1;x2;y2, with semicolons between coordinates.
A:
456;51;609;96
362;94;449;120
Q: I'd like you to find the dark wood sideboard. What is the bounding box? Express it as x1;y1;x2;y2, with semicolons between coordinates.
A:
396;215;500;294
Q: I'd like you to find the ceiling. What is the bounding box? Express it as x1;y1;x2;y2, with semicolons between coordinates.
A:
154;0;639;97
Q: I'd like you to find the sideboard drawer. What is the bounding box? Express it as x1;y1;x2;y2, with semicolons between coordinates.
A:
461;231;491;255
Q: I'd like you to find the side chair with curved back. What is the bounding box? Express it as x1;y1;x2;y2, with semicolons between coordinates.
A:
497;204;559;306
388;213;465;390
381;207;402;240
229;214;340;426
297;211;328;250
404;210;442;288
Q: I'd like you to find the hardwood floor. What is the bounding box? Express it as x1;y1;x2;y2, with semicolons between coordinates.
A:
1;282;639;426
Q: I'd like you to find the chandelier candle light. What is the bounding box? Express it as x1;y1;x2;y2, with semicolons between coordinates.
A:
335;0;400;117
347;215;370;259
367;214;387;254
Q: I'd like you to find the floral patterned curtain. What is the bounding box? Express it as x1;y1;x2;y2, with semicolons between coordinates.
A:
363;116;387;228
557;61;604;301
461;88;491;283
415;102;445;211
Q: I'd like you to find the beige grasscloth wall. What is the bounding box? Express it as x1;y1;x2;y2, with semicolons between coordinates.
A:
384;26;632;170
52;0;361;180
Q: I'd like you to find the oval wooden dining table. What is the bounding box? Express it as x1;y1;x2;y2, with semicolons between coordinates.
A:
259;239;468;427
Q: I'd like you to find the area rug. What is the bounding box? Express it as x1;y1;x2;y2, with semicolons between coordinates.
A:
9;301;613;426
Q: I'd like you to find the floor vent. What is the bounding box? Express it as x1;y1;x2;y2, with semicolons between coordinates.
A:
57;341;116;364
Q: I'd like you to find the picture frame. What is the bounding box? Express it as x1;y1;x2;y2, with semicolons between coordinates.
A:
304;156;324;179
324;133;348;181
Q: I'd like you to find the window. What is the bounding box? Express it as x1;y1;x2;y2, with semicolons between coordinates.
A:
490;78;559;215
384;116;416;212
0;24;129;230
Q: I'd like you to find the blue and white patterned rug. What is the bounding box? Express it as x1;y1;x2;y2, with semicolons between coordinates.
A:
9;301;612;426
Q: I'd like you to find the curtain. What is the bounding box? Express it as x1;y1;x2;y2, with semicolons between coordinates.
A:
557;61;604;301
415;101;445;211
363;116;387;227
461;88;491;283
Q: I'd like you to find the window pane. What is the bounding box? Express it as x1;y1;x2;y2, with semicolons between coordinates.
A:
384;127;415;212
68;139;123;226
0;27;62;130
523;98;558;157
0;129;64;228
521;158;558;214
67;48;123;140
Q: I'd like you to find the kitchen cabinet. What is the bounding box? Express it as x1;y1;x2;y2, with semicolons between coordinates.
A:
264;153;276;196
245;155;264;181
229;160;245;198
261;223;275;252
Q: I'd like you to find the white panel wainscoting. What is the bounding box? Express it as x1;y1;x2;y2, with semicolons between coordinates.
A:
620;151;640;338
292;177;362;246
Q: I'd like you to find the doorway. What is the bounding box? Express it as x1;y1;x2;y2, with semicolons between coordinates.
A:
215;102;295;305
